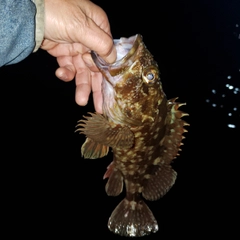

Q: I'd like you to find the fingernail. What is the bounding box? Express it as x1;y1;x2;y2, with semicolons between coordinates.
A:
105;46;117;64
57;73;68;81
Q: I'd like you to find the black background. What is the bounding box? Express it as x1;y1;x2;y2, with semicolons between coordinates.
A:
1;0;239;238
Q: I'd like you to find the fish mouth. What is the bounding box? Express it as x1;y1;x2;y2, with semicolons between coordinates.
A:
91;34;142;82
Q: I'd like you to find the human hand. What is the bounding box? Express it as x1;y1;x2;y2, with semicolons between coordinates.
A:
41;0;116;113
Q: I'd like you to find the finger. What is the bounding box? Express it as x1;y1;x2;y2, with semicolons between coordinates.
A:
78;18;117;64
74;53;103;112
73;55;92;106
56;56;76;81
75;70;91;106
83;53;103;113
55;66;75;82
82;53;99;72
43;41;88;57
91;71;103;113
100;43;116;64
92;90;103;114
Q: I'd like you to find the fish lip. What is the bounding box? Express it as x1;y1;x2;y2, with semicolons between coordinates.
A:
91;34;142;70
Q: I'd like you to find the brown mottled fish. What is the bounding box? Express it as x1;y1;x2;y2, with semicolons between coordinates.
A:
76;34;189;237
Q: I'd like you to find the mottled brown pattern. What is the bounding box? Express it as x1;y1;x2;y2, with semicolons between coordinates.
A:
76;34;189;237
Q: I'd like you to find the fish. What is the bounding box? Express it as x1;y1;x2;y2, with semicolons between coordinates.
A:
75;34;189;237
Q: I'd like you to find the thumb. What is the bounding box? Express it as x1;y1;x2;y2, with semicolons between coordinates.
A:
78;18;117;64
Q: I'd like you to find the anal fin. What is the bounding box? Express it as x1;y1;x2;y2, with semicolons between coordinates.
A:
142;164;177;201
108;199;158;237
103;161;114;179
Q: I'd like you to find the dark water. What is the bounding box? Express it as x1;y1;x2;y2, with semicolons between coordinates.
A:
1;0;239;238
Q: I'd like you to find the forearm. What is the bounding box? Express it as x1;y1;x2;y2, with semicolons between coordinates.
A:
0;0;44;66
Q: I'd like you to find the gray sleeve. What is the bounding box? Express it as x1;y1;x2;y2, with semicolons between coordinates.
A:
0;0;43;66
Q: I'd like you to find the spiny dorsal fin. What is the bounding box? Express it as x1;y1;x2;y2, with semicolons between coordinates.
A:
162;99;189;163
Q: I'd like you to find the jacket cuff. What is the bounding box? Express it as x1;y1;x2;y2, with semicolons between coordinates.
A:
32;0;45;52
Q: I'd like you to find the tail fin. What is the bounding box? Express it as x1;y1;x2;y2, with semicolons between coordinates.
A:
108;199;158;237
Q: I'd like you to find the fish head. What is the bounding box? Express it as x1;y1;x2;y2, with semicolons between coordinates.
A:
91;34;165;126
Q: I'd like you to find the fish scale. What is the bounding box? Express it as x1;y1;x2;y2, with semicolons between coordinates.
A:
76;34;189;237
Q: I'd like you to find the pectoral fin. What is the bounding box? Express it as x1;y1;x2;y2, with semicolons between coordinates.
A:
81;137;109;159
76;112;134;149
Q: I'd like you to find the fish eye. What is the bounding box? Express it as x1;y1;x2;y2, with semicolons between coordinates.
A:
147;72;154;81
142;67;158;84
